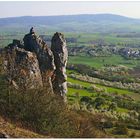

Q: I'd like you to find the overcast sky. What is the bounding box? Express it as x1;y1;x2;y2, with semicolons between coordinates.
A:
0;1;140;19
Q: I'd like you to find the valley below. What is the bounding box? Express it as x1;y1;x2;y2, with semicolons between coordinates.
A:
0;14;140;138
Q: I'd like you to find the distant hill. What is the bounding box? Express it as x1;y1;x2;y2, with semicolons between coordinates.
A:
1;14;140;33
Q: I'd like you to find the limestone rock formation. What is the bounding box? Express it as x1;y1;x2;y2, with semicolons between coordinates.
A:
23;28;55;91
23;28;55;73
51;32;68;98
2;46;43;90
1;28;68;100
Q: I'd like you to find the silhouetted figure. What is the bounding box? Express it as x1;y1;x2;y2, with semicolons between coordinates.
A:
30;27;35;34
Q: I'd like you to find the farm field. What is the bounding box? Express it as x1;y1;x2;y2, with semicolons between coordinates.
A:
68;55;140;69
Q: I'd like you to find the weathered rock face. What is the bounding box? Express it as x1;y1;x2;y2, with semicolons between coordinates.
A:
51;32;68;98
1;28;68;99
23;32;55;73
23;31;55;91
7;39;24;49
2;46;43;90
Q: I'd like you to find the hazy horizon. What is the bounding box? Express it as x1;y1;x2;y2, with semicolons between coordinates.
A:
0;13;140;20
0;1;140;19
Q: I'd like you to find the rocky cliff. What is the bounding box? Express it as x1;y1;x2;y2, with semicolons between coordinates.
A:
0;28;68;100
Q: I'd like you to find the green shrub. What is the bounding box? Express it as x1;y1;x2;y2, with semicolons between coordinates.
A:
108;102;117;111
0;83;107;138
94;97;105;109
103;121;113;128
129;132;136;138
112;125;128;135
80;96;92;104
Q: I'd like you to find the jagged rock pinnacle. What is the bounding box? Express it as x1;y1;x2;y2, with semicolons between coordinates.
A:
51;32;68;100
1;28;68;100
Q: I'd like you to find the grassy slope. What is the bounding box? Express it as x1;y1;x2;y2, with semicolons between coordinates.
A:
68;87;94;97
68;77;133;94
67;77;140;100
0;116;46;138
67;77;135;114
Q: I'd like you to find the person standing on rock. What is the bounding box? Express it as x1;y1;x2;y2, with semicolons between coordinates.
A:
30;27;35;34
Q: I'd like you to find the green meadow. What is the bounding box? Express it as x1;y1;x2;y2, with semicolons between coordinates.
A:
68;55;140;69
